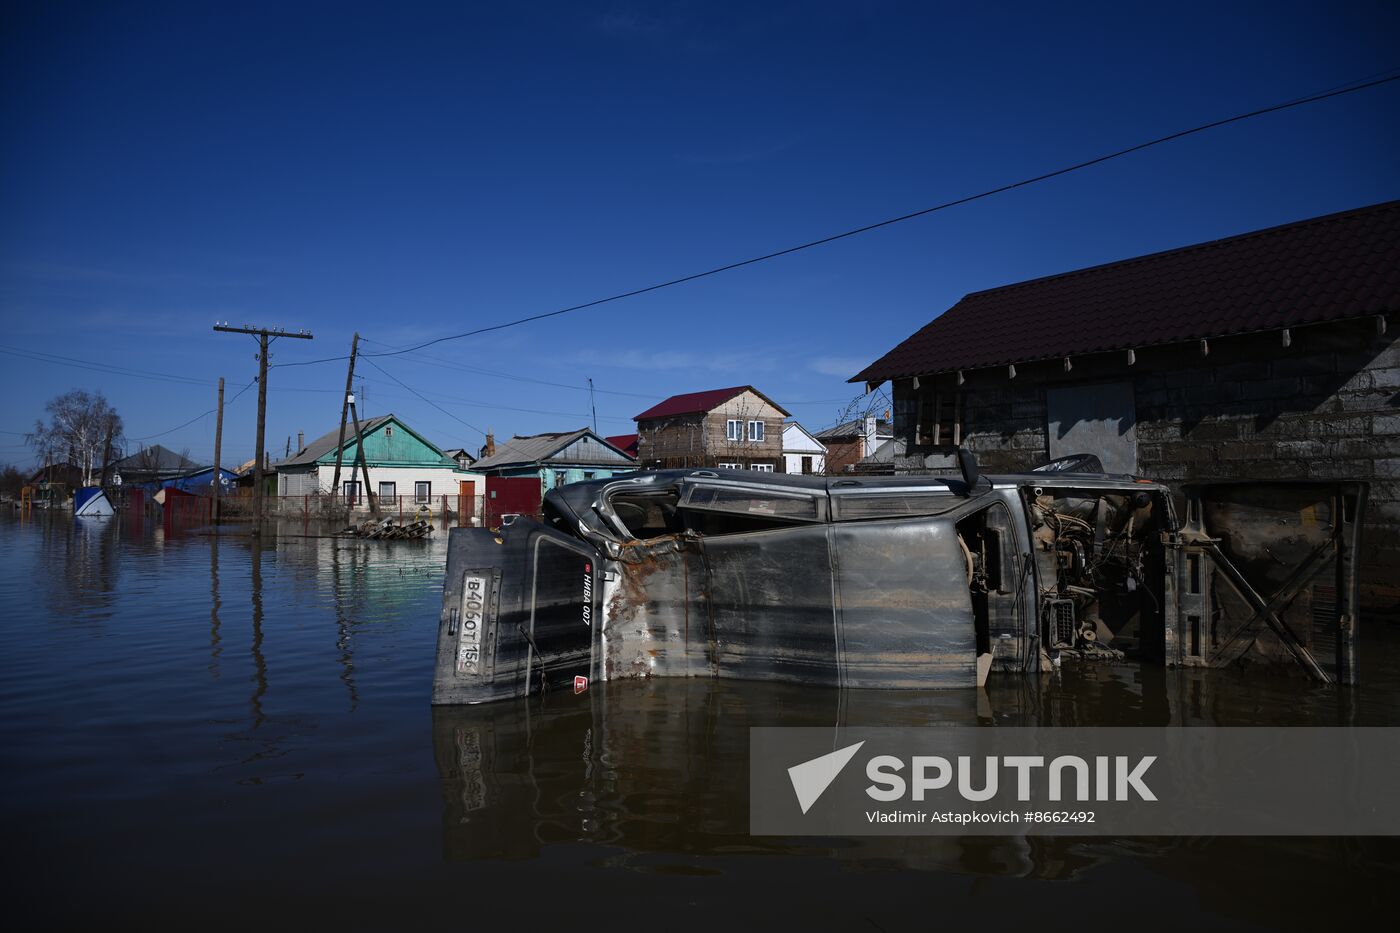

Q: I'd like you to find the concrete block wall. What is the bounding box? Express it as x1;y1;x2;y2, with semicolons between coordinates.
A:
889;316;1399;614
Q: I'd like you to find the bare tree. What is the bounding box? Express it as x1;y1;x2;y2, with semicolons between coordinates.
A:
27;390;123;487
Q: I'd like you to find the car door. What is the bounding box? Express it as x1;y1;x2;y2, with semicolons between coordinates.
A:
676;477;838;686
1177;481;1366;684
826;484;981;688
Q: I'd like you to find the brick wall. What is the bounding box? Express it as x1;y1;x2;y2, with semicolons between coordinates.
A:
889;315;1399;613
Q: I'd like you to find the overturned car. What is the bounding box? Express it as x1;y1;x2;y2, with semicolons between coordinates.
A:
432;457;1365;704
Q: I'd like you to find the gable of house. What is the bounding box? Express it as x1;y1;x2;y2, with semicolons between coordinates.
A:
472;428;636;473
278;415;459;471
782;422;826;453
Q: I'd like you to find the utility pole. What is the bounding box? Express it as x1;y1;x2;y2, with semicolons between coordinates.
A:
348;398;378;516
213;377;224;521
330;332;358;513
214;324;314;535
588;377;597;434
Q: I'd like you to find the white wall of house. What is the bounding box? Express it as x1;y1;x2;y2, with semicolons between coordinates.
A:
782;422;827;475
279;465;483;501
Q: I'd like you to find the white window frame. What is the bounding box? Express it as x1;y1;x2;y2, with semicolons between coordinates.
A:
749;463;774;472
718;462;741;470
414;480;431;503
748;420;765;442
726;419;742;442
343;480;360;504
378;481;396;500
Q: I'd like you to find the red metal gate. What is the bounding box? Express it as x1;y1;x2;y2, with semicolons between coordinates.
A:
483;476;541;528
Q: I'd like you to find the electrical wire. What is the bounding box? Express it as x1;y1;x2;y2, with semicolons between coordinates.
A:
270;70;1400;370
0;343;213;387
127;379;256;441
359;356;488;439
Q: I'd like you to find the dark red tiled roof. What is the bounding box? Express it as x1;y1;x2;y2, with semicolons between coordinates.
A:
635;386;790;420
854;200;1400;383
605;433;638;456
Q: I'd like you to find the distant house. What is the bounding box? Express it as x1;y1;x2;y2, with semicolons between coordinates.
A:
604;433;639;459
275;414;482;505
634;385;789;471
231;457;275;496
112;445;202;489
781;422;828;475
27;463;85;489
470;427;636;491
815;416;892;473
25;462;84;504
163;466;239;495
442;447;476;470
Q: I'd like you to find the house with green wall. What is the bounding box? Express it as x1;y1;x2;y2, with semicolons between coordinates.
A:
275;414;482;506
469;427;636;491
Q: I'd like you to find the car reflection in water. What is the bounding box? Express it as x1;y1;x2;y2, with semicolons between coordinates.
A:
429;671;1385;898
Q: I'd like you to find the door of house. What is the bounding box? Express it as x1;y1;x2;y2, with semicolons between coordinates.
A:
1046;381;1138;475
458;480;475;527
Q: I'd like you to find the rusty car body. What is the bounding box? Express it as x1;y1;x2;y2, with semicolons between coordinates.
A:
432;461;1365;704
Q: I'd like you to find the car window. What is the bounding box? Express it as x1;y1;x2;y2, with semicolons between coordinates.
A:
678;482;824;536
830;491;962;521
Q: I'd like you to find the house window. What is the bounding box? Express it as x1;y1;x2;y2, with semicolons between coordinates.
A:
801;456;813;475
343;481;360;505
385;426;393;439
750;463;774;472
914;383;961;448
719;462;741;470
555;470;568;488
726;419;742;442
415;481;431;503
583;471;595;480
379;481;396;500
748;420;764;442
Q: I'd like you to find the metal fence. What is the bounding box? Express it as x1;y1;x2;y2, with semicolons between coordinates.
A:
213;493;484;526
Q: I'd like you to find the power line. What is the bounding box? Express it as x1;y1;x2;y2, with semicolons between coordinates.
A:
352;337;663;399
269;69;1400;370
126;378;257;439
0;343;213;387
359;356;488;440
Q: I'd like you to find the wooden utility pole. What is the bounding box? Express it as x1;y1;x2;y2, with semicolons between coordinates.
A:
213;377;224;520
348;399;378;516
330;332;359;511
214;324;314;535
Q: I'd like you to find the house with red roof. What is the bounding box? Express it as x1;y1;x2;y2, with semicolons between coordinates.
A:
853;200;1399;610
634;386;790;471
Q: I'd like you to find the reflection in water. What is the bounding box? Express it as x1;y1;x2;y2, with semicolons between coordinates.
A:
329;540;359;711
209;532;221;679
2;514;1397;927
432;670;1400;898
249;536;267;729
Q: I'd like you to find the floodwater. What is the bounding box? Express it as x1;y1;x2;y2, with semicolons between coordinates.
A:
2;513;1397;929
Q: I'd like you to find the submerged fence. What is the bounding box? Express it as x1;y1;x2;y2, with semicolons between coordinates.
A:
214;493;485;526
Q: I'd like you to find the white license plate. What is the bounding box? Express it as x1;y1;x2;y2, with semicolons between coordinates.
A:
456;574;487;674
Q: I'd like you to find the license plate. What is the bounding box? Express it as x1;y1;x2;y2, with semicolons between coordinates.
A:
456;574;487;675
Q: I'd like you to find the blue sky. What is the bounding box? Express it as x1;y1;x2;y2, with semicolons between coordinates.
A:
3;1;1398;468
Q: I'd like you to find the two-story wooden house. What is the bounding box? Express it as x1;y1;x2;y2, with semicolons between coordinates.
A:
635;386;789;471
